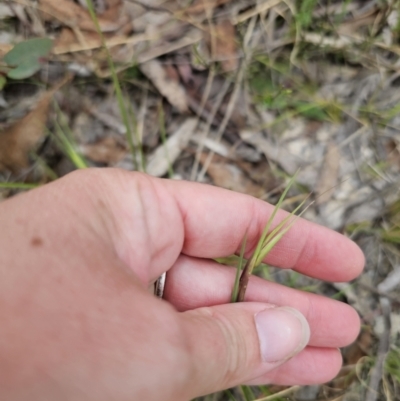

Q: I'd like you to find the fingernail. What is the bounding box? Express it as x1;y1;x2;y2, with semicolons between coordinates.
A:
255;307;310;363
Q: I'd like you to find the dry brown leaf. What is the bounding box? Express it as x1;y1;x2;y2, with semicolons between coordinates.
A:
0;95;51;172
199;153;265;197
343;329;373;366
0;43;12;58
0;78;69;173
53;28;147;55
80;136;127;165
0;3;15;20
385;138;400;169
315;141;340;205
238;159;277;192
54;27;102;54
146;118;197;177
136;28;202;65
98;0;123;22
337;4;379;36
140;60;188;113
182;0;231;16
38;0;124;32
241;130;299;175
232;0;282;24
208;20;238;72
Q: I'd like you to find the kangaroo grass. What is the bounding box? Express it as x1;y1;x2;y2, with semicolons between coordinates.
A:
232;171;312;303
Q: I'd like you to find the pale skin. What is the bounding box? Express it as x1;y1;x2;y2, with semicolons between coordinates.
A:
0;168;365;401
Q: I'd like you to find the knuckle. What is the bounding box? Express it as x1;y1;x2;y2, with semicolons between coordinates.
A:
192;307;250;389
213;312;249;387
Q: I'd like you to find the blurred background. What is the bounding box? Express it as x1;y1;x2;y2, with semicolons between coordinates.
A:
0;0;400;400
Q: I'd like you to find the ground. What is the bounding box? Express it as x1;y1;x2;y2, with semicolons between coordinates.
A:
0;1;400;400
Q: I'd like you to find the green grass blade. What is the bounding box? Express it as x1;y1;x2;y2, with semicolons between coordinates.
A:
85;0;138;170
0;182;39;189
256;201;311;265
260;195;309;252
52;102;88;169
224;389;238;401
254;385;301;401
251;171;299;263
31;153;59;181
158;105;174;178
127;99;145;172
231;233;247;303
241;385;255;401
52;121;88;169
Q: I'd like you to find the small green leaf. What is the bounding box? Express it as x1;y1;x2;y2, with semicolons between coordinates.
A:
7;60;42;80
3;38;53;80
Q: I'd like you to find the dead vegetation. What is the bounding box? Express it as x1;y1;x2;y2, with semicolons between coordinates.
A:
1;0;400;400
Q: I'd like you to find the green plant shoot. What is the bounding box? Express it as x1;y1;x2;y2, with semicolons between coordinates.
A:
231;233;247;303
232;171;310;303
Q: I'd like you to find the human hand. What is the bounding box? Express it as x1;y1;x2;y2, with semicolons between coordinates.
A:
0;169;364;401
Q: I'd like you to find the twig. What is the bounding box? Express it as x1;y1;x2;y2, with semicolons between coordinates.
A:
124;0;173;14
190;75;231;181
365;297;391;401
232;0;282;24
236;259;253;302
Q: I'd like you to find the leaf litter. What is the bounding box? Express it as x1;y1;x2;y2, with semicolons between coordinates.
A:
1;0;400;399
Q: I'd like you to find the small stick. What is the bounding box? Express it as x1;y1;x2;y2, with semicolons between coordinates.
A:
237;259;254;302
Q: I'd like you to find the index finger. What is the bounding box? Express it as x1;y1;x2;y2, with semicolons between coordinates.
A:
162;179;364;282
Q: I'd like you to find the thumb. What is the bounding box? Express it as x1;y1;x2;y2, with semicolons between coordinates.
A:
178;302;310;397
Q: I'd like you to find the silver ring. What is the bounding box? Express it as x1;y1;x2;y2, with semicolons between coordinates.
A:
154;272;166;298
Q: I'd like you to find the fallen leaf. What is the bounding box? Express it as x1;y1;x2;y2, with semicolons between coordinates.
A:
38;0;124;32
343;329;373;366
0;3;17;19
0;95;51;172
0;44;13;58
140;60;188;113
241;129;299;175
80;136;127;165
337;5;379;36
0;2;26;20
375;312;400;339
385;138;400;169
207;20;238;72
146;118;197;177
54;27;100;54
183;0;231;16
53;27;139;56
0;77;69;173
199;153;265;197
